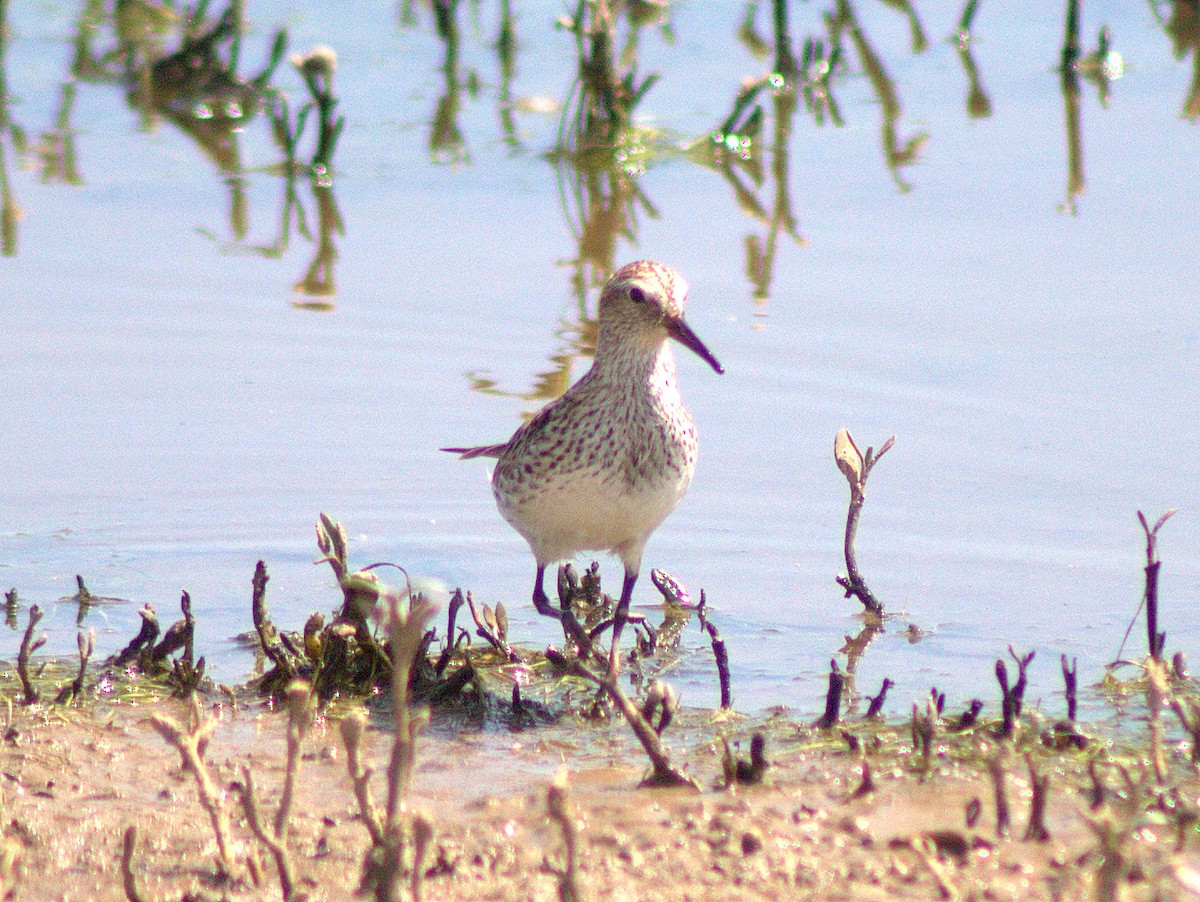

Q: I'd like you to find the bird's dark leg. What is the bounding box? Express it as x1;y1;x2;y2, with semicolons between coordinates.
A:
532;566;561;620
534;563;604;661
607;568;639;680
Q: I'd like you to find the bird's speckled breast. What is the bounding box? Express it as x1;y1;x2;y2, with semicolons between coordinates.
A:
489;360;698;563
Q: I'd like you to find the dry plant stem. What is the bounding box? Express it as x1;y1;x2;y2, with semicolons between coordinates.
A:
906;836;955;900
851;758;875;799
1023;755;1051;842
239;767;296;900
815;659;844;728
150;699;235;875
1061;654;1078;721
549;651;696;789
1168;695;1200;764
340;712;385;847
1139;509;1175;661
1115;509;1176;663
411;814;433;902
55;629;95;705
121;826;148;902
988;755;1010;838
547;772;580;902
17;605;46;705
1146;659;1167;783
995;658;1021;738
697;593;732;708
834;432;894;618
379;593;439;902
1087;760;1106;809
865;677;894;718
276;682;314;839
1088;815;1124;902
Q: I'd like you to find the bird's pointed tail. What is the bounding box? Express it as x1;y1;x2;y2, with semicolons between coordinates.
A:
441;443;507;460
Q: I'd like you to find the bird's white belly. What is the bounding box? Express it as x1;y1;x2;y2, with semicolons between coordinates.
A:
496;467;689;567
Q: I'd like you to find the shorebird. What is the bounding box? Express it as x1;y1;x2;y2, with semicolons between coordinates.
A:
443;260;723;640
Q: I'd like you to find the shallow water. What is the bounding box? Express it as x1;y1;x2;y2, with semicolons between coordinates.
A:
2;1;1198;718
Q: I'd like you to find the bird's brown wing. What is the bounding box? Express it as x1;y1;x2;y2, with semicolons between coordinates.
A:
441;442;508;460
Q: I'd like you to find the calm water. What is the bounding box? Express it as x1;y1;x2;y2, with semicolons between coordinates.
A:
2;1;1198;718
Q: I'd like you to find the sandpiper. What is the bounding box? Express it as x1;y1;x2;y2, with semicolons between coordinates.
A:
444;260;723;640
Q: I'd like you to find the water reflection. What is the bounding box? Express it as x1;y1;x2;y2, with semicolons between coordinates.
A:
12;0;344;297
1162;0;1200;119
704;0;810;313
0;0;20;256
1058;1;1126;215
952;0;992;119
831;1;927;193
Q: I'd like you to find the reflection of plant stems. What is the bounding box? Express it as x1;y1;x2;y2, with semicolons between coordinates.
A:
0;0;19;257
831;0;926;192
840;621;884;711
1059;0;1085;215
292;47;344;179
770;0;798;77
293;183;342;299
952;0;992;120
956;0;981;35
1166;3;1200;120
430;0;467;163
879;0;927;53
496;0;520;150
738;1;771;59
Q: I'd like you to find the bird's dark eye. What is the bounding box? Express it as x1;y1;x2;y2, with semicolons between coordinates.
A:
629;286;646;304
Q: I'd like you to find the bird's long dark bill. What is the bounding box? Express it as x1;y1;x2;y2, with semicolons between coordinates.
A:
666;315;724;375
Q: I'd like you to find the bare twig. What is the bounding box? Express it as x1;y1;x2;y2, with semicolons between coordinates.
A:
339;589;438;902
340;711;385;847
727;733;769;787
1146;658;1168;783
1061;654;1077;722
1023;754;1051;841
54;629;95;705
833;429;895;617
112;605;160;668
696;592;731;708
239;767;296;900
988;755;1010;838
900;836;956;899
1007;646;1034;717
911;691;940;776
865;677;894;718
546;649;696;789
17;605;47;705
814;659;845;728
411;813;433;902
121;826;149;902
851;757;875;799
1168;694;1200;765
1140;509;1175;661
276;681;315;839
150;697;236;876
1115;509;1177;664
547;770;581;902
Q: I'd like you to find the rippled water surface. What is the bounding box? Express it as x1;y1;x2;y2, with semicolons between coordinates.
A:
2;1;1199;716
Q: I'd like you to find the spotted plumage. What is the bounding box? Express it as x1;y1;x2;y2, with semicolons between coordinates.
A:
444;260;723;623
